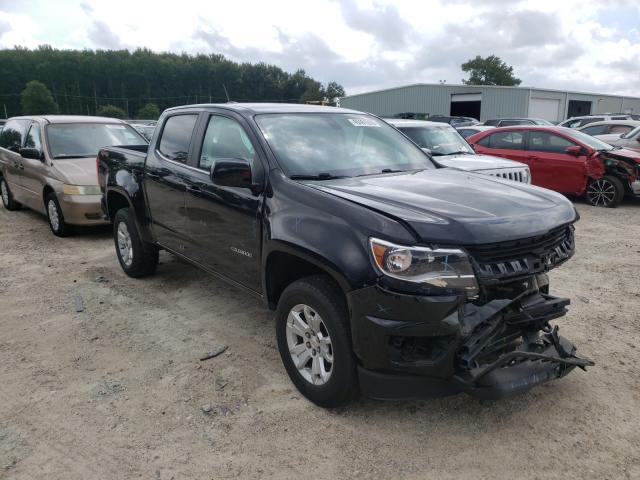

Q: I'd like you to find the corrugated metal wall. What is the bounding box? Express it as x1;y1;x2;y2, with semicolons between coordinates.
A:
341;84;640;121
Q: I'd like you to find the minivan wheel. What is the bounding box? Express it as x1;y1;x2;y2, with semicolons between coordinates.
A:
113;208;159;278
585;176;624;208
275;275;358;408
1;178;21;211
46;192;72;236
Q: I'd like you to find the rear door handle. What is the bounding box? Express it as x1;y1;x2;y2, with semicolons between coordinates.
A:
186;185;201;193
529;156;539;161
145;172;160;180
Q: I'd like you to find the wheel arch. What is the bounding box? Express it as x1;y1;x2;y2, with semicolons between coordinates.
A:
263;245;353;310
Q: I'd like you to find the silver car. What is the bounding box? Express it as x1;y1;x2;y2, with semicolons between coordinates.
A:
386;119;530;183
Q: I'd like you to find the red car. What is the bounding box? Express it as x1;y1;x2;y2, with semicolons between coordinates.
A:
467;126;640;207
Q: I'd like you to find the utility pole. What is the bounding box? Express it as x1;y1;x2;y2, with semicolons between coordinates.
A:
223;84;230;102
3;104;7;119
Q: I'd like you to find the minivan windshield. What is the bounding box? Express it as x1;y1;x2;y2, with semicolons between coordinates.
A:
46;123;147;159
398;126;473;156
256;113;435;178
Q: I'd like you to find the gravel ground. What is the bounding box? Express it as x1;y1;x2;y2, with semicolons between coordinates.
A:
0;199;639;480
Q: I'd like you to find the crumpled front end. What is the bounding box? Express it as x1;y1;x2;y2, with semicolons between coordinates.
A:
350;224;593;401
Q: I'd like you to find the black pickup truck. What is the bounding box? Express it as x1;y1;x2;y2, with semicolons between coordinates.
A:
97;103;593;407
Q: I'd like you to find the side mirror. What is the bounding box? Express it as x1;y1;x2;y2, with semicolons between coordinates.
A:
565;145;582;157
211;158;256;190
421;147;432;155
20;147;43;160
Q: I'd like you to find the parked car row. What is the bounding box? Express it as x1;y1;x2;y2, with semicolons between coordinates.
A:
1;104;593;408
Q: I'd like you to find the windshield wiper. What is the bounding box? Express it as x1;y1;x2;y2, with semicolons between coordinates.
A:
53;154;92;159
355;168;406;177
290;173;349;180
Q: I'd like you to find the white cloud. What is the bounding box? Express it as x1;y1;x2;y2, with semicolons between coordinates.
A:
0;0;639;96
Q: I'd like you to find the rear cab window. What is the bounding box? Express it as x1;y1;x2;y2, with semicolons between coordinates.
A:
158;114;199;163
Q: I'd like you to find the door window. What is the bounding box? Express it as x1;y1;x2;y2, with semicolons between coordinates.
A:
609;125;633;135
487;131;525;150
25;123;43;151
0;119;30;152
528;132;575;153
158;114;198;163
198;116;256;171
580;125;607;136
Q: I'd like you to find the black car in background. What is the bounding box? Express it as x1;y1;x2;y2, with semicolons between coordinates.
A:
483;118;553;127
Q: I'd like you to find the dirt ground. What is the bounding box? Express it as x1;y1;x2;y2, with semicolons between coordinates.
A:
0;199;638;480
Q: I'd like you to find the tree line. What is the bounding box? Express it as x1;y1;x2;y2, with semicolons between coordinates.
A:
0;46;346;118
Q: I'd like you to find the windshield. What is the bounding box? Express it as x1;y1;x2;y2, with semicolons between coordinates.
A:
399;126;472;156
46;123;147;159
255;113;435;177
562;127;615;151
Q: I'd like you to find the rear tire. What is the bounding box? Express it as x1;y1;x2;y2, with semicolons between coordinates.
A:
46;192;73;237
1;177;21;211
275;275;358;408
585;175;624;208
113;208;159;278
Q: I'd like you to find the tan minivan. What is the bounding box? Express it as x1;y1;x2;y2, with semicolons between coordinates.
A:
0;116;147;236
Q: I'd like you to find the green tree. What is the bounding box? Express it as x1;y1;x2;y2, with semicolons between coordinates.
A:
324;81;346;105
97;104;127;119
21;80;59;115
461;55;522;86
136;102;160;119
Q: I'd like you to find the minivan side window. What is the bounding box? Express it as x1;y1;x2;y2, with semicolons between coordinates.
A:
0;119;30;152
487;131;525;150
158;114;198;163
198;116;256;171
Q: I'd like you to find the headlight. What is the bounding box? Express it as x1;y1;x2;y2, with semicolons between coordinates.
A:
63;184;102;195
369;238;479;297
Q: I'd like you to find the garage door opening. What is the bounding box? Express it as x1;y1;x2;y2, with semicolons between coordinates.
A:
568;100;592;118
450;93;481;120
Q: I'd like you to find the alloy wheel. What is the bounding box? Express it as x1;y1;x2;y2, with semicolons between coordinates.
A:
286;303;333;385
117;222;134;267
586;179;617;207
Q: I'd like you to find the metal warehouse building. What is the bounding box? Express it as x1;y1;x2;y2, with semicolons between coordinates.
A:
340;83;640;123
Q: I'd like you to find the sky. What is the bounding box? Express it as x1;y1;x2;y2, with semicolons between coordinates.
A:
1;0;639;96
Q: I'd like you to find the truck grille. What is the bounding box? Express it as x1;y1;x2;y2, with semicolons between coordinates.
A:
465;225;575;283
484;167;530;183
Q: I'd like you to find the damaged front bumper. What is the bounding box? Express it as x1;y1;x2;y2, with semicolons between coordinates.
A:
349;280;593;401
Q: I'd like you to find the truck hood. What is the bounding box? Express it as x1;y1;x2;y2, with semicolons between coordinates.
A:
434;153;526;171
52;157;100;185
309;169;577;245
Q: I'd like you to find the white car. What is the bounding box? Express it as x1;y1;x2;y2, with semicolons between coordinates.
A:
577;120;640;143
386;119;530;183
558;114;632;129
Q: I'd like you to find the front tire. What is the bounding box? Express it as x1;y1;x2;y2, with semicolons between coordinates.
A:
585;175;624;208
113;208;159;278
276;275;358;408
1;177;21;211
46;192;72;237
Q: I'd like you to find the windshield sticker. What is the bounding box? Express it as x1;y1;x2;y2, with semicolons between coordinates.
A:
348;118;381;127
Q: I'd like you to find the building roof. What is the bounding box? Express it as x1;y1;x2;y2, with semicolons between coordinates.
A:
342;83;640;101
